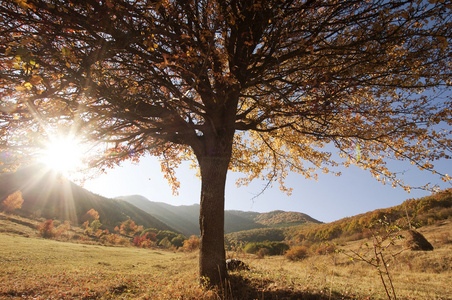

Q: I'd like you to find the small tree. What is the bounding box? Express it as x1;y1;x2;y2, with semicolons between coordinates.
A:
158;237;172;249
82;208;100;223
38;219;55;238
119;219;138;236
183;235;201;252
133;232;157;248
82;209;103;236
1;191;24;213
171;234;187;248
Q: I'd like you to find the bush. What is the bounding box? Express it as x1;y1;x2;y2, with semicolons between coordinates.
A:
182;235;200;252
171;234;186;248
257;248;270;259
315;244;336;255
285;245;309;261
55;220;71;239
38;219;55;238
100;234;130;246
158;237;172;248
133;232;157;248
244;241;289;256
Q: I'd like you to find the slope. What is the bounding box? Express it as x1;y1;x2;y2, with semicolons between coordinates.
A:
0;164;176;232
119;195;320;237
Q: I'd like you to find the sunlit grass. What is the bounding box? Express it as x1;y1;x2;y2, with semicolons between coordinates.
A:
1;218;451;299
0;233;205;299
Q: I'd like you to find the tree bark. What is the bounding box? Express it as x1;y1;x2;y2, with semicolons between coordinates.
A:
198;153;229;288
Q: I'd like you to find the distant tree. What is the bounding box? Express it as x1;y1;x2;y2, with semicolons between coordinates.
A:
55;220;71;239
158;237;172;249
119;219;138;236
1;191;24;213
82;209;103;236
38;219;55;238
156;230;178;243
244;241;289;256
183;235;201;252
82;209;100;223
133;231;157;248
171;234;187;248
1;0;451;287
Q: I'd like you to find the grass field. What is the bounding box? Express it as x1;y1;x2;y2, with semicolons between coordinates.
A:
1;215;451;299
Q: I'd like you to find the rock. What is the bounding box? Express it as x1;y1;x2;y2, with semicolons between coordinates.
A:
226;258;249;271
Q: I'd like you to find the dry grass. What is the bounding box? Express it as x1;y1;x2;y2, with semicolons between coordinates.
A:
1;214;451;299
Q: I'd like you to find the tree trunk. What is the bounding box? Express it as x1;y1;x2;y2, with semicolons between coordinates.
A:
198;153;230;288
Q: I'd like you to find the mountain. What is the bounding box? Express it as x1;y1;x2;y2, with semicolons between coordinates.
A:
117;195;200;237
0;165;321;237
119;195;266;236
119;195;321;237
228;210;321;227
0;165;177;232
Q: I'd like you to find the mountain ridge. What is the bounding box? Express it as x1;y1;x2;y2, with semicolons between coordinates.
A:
119;195;321;237
0;165;321;237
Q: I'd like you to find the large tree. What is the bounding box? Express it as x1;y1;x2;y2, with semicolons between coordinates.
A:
1;0;451;287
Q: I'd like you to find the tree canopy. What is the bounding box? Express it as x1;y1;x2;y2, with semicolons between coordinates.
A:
1;0;451;287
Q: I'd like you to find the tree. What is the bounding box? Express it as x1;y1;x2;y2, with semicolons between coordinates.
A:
1;190;24;213
1;0;451;287
38;219;55;238
82;208;100;223
119;219;138;236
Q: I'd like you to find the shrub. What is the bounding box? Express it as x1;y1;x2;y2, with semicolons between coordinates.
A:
171;234;186;248
38;219;55;238
55;220;71;239
285;245;309;261
182;235;200;252
101;234;130;246
315;244;336;255
257;248;270;259
244;241;289;256
133;232;157;248
158;237;172;248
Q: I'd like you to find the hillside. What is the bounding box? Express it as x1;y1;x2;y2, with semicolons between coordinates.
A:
119;195;267;236
282;189;452;244
228;209;321;227
117;195;200;237
0;165;177;232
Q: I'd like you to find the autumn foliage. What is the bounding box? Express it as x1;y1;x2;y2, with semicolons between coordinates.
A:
1;190;24;212
82;208;100;223
182;235;201;252
133;232;157;248
119;219;139;236
38;219;55;238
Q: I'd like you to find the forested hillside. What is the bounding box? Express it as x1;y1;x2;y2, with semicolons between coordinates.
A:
121;195;321;236
0;165;177;232
284;189;452;244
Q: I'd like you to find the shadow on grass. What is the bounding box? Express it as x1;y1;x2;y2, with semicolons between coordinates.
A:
223;274;351;300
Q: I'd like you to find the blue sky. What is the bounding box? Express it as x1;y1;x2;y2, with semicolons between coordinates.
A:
82;154;452;223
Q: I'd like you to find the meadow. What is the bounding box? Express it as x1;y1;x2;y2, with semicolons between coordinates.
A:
1;218;451;299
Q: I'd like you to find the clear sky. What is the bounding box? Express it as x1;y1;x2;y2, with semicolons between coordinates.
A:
82;153;452;223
